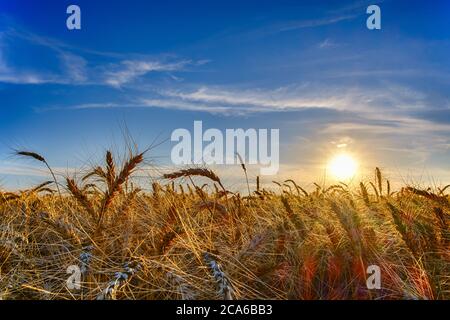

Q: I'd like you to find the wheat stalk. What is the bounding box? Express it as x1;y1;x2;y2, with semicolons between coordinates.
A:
66;178;97;220
236;153;251;197
105;151;116;191
360;182;370;206
98;151;144;225
97;262;141;300
375;167;383;196
163;168;226;192
204;253;234;300
15;151;61;197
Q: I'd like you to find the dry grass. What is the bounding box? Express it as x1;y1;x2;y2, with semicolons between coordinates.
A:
0;151;449;300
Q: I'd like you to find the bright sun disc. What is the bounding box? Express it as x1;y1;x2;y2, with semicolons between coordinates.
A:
328;154;358;180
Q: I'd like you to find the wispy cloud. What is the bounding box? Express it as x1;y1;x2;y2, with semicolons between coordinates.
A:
0;27;194;87
162;86;351;112
36;81;434;117
0;71;58;84
36;85;358;114
276;14;357;33
159;83;433;114
37;99;232;114
139;98;231;113
36;102;121;112
59;51;88;83
0;32;59;84
231;13;359;41
103;59;190;88
318;38;338;49
0;162;77;178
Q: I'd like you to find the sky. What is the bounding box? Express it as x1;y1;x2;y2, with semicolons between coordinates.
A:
0;0;450;191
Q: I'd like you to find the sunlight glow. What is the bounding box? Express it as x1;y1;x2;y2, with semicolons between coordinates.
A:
328;154;358;181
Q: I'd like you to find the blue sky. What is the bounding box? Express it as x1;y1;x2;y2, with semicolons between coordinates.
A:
1;0;450;190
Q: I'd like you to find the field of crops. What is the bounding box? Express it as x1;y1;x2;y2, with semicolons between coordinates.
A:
0;150;448;300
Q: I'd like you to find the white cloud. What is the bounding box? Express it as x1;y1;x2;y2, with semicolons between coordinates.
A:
139;98;232;113
277;14;357;33
0;29;192;87
318;38;337;49
0;72;56;84
0;33;59;84
103;59;190;88
162;86;351;112
159;83;431;115
0;162;77;178
37;82;433;117
41;85;357;114
59;52;88;83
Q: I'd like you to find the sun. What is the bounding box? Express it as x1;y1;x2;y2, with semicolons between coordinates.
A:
328;154;358;180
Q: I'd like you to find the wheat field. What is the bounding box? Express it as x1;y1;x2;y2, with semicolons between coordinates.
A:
0;149;448;300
